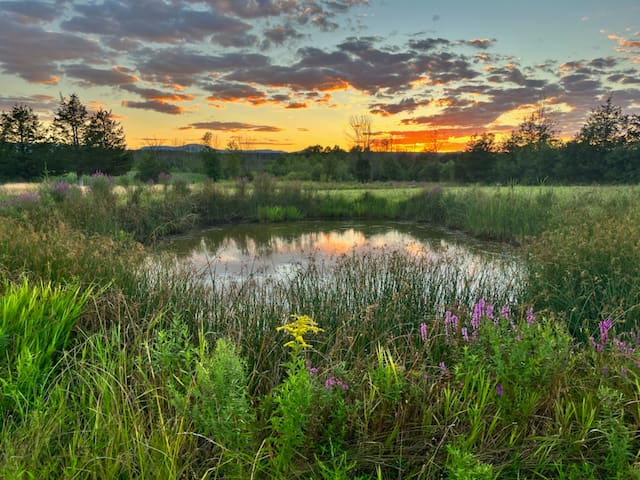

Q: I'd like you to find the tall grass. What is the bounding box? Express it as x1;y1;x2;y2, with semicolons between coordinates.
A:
526;190;640;338
0;278;93;425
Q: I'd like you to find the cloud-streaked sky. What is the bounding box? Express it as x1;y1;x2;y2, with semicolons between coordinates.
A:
1;0;639;151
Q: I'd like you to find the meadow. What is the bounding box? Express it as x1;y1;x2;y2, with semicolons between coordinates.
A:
0;175;639;479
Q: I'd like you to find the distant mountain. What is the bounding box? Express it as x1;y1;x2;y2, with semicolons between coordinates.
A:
138;144;206;153
137;144;287;155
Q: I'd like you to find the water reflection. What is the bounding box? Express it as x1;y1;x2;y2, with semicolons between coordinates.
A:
156;221;523;293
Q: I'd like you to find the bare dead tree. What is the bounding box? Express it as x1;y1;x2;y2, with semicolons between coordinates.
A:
348;114;373;151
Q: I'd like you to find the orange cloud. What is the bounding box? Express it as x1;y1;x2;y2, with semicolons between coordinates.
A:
609;33;640;48
35;75;60;85
150;93;195;102
286;102;307;109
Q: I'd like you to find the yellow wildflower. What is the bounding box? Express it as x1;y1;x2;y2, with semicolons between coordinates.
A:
277;314;323;349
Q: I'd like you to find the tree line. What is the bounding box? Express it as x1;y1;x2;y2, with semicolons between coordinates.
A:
0;94;131;181
262;97;640;184
458;96;640;184
2;95;639;184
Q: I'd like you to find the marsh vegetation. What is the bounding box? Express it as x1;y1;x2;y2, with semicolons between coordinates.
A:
0;177;639;478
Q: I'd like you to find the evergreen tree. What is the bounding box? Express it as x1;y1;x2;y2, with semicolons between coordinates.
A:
0;104;44;153
85;108;126;150
576;96;628;151
84;108;132;175
0;104;46;179
52;94;88;147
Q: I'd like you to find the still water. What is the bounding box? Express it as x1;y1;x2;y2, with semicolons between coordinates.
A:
156;221;525;297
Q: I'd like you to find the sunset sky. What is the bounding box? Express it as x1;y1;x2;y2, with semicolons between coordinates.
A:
1;0;639;152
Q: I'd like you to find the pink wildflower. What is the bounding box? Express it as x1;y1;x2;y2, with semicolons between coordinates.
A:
420;322;428;342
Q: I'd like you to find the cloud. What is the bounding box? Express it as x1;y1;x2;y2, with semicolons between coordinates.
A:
408;37;451;50
191;0;366;31
607;72;640;84
225;40;479;96
62;1;256;48
204;81;267;104
0;16;105;83
119;82;196;114
0;94;57;114
560;73;602;93
136;48;270;87
123;84;195;102
198;0;299;19
608;33;640;49
461;38;496;50
486;65;529;86
122;100;184;115
263;23;306;46
369;97;432;116
0;1;58;24
65;65;139;87
285;102;307;109
185;121;282;132
400;84;561;130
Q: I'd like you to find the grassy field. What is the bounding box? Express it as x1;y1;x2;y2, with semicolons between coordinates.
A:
0;177;639;478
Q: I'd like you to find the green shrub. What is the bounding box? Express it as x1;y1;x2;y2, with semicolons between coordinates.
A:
257;205;303;222
445;445;495;480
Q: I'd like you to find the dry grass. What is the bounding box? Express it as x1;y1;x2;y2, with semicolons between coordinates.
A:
0;182;40;194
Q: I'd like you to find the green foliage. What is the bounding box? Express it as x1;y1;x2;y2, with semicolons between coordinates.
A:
201;147;221;180
87;171;115;199
269;355;315;473
0;279;92;424
1;183;640;478
315;440;357;480
189;339;254;447
135;151;171;182
596;385;634;479
527;198;640;337
445;445;495;480
0;215;144;287
257;205;303;222
475;313;573;421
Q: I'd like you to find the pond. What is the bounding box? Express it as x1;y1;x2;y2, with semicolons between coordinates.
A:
155;221;525;302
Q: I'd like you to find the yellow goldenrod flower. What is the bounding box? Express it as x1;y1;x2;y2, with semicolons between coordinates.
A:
277;314;323;349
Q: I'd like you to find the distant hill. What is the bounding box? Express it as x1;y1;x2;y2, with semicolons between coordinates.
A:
137;144;287;155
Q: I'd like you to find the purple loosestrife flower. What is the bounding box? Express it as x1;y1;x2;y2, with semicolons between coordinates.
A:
591;319;614;352
472;298;485;331
471;312;480;331
500;304;509;320
325;376;348;391
420;322;428;342
17;192;40;203
439;361;449;376
613;339;635;355
495;384;504;396
158;172;172;183
444;310;456;337
305;360;318;375
461;327;469;342
526;307;535;325
485;303;494;321
599;319;612;344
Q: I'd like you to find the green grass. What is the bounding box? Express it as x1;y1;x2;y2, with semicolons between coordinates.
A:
0;180;639;478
